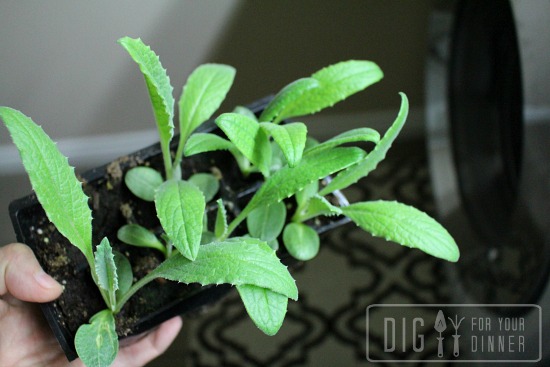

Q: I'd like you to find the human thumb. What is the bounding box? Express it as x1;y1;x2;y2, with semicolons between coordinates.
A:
0;243;63;302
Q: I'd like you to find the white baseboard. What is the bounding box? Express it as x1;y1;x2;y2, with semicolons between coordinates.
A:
0;130;160;175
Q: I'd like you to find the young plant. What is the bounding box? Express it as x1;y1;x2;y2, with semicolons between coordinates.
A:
113;37;458;341
178;54;459;264
1;36;460;367
0;106;297;366
116;37;231;256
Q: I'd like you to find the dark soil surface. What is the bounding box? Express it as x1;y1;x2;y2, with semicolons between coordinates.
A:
9;116;349;359
11;144;255;356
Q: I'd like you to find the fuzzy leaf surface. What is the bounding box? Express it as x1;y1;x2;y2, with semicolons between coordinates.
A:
183;132;251;173
237;284;288;336
283;223;320;261
155;180;205;261
342;200;459;262
178;64;236;146
270;61;383;121
75;310;118;367
259;77;320;123
117;224;166;255
118;37;174;148
305;127;380;155
184;132;237;156
94;238;118;294
320;93;409;195
94;238;118;310
216;113;271;176
247;201;287;242
236;147;365;223
153;238;298;300
124;166;163;202
0;107;93;263
260;122;307;167
294;195;342;222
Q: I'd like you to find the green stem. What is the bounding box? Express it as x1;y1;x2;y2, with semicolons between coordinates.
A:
160;139;173;180
97;283;112;310
172;133;186;174
114;271;159;314
290;209;305;223
88;260;115;311
223;210;247;241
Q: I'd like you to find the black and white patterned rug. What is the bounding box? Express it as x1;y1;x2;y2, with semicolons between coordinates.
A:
152;140;453;367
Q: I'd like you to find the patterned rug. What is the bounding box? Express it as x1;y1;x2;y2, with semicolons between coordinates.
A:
152;140;453;367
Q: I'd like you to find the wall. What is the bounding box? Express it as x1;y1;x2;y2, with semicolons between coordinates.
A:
0;0;433;245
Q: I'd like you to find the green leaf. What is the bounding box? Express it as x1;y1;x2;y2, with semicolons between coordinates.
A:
267;238;279;251
114;251;133;302
153;238;298;300
269;140;287;172
201;231;216;245
94;238;118;305
247;202;287;242
214;199;228;239
259;77;320;123
267;61;383;122
320;92;409;195
155;180;205;261
215;113;272;176
117;224;166;256
283;223;320;261
233;105;258;121
341;200;460;262
184;132;237;156
293;195;342;222
305;127;380;155
124;166;163;202
237;284;288;336
0;107;93;265
295;180;319;207
118;37;174;144
118;37;174;177
260;122;307;167
188;173;220;203
178;64;235;144
75;310;118;367
305;136;320;150
183;132;252;174
176;64;236;165
307;195;343;216
232;147;365;231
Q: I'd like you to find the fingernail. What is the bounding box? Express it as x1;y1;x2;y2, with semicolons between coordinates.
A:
34;270;62;290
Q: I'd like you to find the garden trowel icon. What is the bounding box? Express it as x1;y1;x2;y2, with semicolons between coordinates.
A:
434;310;446;358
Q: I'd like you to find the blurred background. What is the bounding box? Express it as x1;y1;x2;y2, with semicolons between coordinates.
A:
1;1;548;366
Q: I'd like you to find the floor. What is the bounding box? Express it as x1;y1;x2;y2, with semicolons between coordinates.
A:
150;139;456;367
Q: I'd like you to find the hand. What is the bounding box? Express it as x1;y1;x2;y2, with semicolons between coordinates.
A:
0;243;182;367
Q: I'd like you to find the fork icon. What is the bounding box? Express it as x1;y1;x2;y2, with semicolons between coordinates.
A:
448;315;465;357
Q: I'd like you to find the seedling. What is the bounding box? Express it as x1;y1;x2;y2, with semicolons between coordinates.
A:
1;37;459;367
